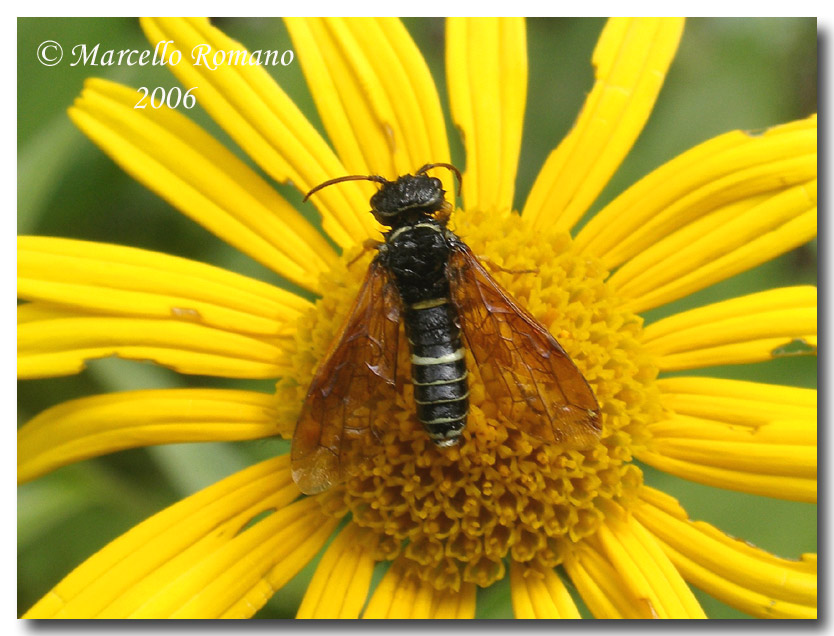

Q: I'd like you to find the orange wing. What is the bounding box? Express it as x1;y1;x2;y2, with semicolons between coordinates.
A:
291;259;402;494
449;243;601;448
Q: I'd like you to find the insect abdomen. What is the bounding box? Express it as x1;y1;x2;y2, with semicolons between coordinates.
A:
406;299;469;446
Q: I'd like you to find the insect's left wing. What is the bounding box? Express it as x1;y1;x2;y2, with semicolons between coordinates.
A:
292;259;401;495
449;242;601;449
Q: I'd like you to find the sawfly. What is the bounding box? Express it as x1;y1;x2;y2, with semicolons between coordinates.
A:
292;163;600;494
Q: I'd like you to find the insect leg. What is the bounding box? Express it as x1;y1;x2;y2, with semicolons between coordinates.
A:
477;255;538;275
347;238;384;268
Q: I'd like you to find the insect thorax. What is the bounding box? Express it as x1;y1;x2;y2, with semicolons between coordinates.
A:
383;220;451;305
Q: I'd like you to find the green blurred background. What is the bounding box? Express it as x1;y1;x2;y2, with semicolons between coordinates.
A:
18;18;817;618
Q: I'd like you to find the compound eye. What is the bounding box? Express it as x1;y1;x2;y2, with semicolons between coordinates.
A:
430;177;442;190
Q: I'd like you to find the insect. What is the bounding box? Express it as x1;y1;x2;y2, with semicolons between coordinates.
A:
291;163;600;494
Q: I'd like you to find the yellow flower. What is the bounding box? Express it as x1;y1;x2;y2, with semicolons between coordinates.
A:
18;17;816;619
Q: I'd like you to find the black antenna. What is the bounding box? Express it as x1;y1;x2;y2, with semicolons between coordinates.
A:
303;174;389;202
415;162;462;197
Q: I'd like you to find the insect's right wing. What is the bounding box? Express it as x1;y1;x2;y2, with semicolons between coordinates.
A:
449;242;601;449
291;259;402;495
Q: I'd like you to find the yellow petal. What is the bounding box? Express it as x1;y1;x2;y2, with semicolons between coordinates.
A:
509;560;580;618
427;582;477;619
613;182;816;313
447;18;526;213
18;303;287;380
362;558;476;618
523;18;684;231
635;487;817;618
24;457;338;618
636;445;815;503
657;376;816;425
296;523;375;618
640;413;816;501
648;415;816;447
592;505;706;618
140;17;374;245
18;389;280;483
563;541;655;618
150;498;337;619
19;236;310;338
69;79;336;291
576;115;817;274
286;18;450;188
641;287;817;371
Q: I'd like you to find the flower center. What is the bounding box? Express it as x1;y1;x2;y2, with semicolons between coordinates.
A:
275;208;662;591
